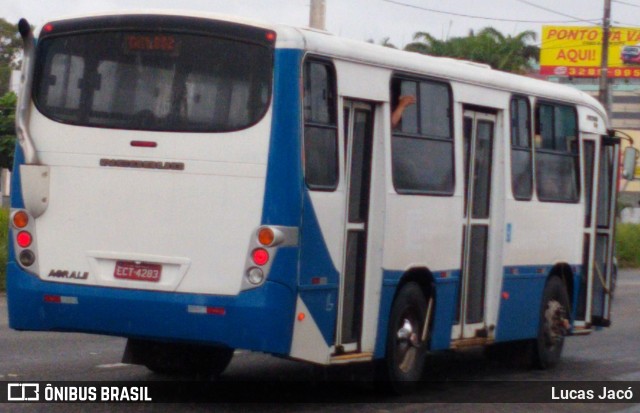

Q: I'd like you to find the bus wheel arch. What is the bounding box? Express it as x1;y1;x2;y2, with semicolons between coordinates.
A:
395;267;435;306
548;263;574;314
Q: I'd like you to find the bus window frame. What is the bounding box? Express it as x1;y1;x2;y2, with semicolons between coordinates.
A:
389;72;455;197
302;55;339;192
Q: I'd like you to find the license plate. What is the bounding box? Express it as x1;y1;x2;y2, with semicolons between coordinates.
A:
114;261;162;282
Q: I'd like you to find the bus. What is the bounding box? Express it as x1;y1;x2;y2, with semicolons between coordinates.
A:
8;11;624;389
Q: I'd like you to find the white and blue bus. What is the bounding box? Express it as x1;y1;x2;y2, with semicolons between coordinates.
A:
8;11;622;387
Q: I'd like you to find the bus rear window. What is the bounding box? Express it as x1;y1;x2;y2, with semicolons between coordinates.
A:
33;31;273;132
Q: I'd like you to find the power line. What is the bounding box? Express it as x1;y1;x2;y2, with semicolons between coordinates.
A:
381;0;601;24
514;0;601;25
614;0;640;8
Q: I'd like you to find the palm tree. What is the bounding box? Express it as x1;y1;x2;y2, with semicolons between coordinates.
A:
404;27;540;74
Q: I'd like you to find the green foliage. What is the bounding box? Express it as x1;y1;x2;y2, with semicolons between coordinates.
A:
0;18;21;96
616;223;640;268
0;208;8;291
0;91;16;169
404;27;540;74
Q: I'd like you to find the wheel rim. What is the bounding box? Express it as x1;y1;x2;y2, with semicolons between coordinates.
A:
542;299;569;350
395;310;422;373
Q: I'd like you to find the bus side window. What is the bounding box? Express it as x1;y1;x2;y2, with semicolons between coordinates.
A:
390;76;454;196
534;101;580;203
510;96;533;200
303;59;338;191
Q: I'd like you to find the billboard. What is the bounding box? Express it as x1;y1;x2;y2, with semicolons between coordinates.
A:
540;26;640;78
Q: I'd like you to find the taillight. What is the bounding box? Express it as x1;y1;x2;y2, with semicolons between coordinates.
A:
12;210;38;270
252;248;270;266
17;231;33;248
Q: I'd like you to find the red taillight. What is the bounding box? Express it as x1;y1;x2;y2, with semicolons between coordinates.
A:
17;231;32;248
252;248;269;266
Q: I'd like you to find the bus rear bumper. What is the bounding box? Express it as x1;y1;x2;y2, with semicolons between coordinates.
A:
6;262;295;356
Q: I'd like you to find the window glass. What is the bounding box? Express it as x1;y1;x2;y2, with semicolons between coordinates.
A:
510;97;533;200
420;82;451;139
392;137;454;194
304;127;338;190
303;60;338;190
398;81;418;134
391;76;454;195
34;32;273;132
304;62;335;125
536;152;580;202
537;104;555;149
534;102;580;203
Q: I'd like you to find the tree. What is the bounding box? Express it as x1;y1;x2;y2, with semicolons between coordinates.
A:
0;92;17;169
367;37;398;49
404;27;540;74
0;18;22;96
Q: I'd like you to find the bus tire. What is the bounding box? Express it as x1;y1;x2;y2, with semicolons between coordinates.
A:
533;276;570;369
378;282;429;394
127;339;234;378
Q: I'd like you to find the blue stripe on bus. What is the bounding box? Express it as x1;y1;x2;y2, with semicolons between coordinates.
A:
297;191;339;346
260;48;304;227
376;264;583;356
494;265;582;342
494;272;547;342
10;144;25;209
6;262;295;355
259;48;339;347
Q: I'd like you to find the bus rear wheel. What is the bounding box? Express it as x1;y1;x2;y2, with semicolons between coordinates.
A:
378;282;429;393
124;339;234;378
533;276;571;369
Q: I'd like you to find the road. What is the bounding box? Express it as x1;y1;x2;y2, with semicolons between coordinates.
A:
1;270;640;412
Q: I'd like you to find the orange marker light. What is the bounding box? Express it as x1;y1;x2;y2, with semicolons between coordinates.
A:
258;228;275;246
297;313;306;322
12;211;29;229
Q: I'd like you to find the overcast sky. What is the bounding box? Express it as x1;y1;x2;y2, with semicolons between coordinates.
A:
1;0;638;48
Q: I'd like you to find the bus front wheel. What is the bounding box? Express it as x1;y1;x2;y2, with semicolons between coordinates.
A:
378;282;429;393
533;276;571;369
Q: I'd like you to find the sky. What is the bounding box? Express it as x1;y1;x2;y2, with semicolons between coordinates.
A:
1;0;639;48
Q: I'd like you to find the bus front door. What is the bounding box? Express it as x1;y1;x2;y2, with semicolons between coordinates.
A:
578;136;619;328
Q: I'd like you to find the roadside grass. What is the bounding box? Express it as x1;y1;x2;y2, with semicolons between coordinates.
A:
616;223;640;268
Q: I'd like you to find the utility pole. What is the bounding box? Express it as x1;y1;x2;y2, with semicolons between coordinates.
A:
309;0;326;30
598;0;612;118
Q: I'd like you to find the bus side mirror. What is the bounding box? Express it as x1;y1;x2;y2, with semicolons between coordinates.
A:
622;147;639;181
